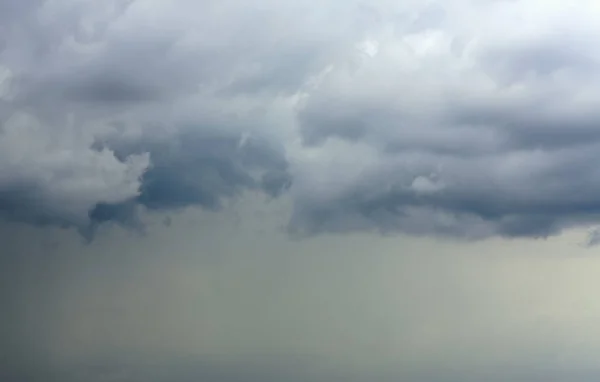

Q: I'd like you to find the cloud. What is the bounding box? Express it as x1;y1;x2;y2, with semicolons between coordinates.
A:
10;2;600;380
3;0;600;241
288;0;600;240
0;0;295;236
0;111;149;228
84;130;291;238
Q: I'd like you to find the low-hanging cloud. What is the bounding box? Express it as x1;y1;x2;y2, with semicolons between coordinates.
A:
288;1;600;240
3;0;600;240
9;2;600;381
0;0;297;236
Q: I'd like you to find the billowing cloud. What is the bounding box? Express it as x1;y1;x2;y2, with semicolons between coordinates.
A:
288;0;600;240
3;0;600;241
0;0;296;235
11;2;600;381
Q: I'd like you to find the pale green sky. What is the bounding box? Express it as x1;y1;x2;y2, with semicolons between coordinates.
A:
8;195;600;381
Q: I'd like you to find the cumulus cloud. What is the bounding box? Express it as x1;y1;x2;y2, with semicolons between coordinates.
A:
3;0;600;240
0;0;296;235
289;0;600;240
12;2;600;380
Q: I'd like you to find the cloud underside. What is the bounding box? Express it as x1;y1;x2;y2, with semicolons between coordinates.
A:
3;0;600;240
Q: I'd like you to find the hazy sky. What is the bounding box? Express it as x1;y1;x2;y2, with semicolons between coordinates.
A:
4;0;600;381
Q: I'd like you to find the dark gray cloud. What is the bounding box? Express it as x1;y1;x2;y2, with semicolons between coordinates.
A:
288;3;600;241
0;0;370;237
2;0;600;243
83;130;291;238
7;1;600;380
1;0;600;244
0;0;298;237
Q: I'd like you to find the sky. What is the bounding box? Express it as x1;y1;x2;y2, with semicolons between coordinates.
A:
4;0;600;381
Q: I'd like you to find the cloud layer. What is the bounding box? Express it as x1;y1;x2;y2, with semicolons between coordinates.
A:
3;0;600;239
289;1;600;239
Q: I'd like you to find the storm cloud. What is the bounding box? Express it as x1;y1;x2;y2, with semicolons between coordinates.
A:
10;2;600;381
287;1;600;240
3;0;600;240
0;0;296;236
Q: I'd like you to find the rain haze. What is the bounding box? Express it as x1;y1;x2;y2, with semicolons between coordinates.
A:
3;0;600;381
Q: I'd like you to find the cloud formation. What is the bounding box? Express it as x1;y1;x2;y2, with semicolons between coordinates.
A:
0;0;294;235
3;0;600;239
9;2;600;380
288;0;600;239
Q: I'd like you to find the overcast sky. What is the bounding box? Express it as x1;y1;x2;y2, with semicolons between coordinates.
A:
4;0;600;381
